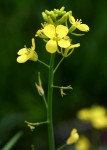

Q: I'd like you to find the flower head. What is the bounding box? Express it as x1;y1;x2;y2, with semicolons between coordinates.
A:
17;38;38;63
69;15;89;32
66;128;79;145
43;24;70;53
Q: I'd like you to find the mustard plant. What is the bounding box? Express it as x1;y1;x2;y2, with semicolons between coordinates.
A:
17;7;89;150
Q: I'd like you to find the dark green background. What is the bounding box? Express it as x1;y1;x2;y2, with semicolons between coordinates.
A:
0;0;107;149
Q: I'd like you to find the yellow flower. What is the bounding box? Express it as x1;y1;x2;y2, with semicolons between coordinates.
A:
69;15;89;32
77;106;107;129
77;108;90;121
43;24;70;53
17;38;38;63
66;128;79;145
62;42;80;57
75;136;90;150
89;106;107;129
92;116;107;129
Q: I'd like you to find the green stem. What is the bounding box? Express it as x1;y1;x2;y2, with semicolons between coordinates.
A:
47;54;55;150
25;120;48;126
52;85;73;90
56;143;67;150
38;59;50;68
53;57;64;74
42;94;48;110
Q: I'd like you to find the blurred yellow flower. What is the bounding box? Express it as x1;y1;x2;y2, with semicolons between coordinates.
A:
66;128;79;145
69;15;89;32
77;105;107;129
75;136;90;150
43;24;70;53
92;116;107;129
77;108;90;121
17;38;38;63
90;106;107;129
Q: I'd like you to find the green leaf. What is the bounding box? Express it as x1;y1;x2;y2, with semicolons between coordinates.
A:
1;131;23;150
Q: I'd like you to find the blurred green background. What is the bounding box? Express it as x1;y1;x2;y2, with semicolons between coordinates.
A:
0;0;107;149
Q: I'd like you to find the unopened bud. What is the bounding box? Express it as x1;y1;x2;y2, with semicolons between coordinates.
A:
57;12;71;24
35;83;44;96
42;12;49;22
47;16;54;24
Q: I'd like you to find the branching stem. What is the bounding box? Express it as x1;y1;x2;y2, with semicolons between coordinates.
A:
53;57;64;74
38;59;50;68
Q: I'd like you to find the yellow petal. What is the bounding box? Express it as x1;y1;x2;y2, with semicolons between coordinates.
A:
77;24;89;32
69;15;75;24
58;39;70;48
17;55;28;63
46;40;57;53
36;29;43;37
69;43;80;49
56;25;68;38
17;48;28;55
43;24;55;38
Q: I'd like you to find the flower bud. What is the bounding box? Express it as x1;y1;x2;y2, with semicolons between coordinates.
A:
35;83;44;96
42;12;49;22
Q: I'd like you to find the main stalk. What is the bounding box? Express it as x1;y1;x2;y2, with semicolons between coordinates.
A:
47;54;55;150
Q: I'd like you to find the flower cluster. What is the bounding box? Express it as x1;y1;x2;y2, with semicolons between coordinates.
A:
16;7;89;63
77;105;107;129
36;7;89;56
42;7;71;25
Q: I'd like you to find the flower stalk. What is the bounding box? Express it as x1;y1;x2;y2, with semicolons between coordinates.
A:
47;54;55;150
53;57;65;74
38;59;50;68
56;144;67;150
